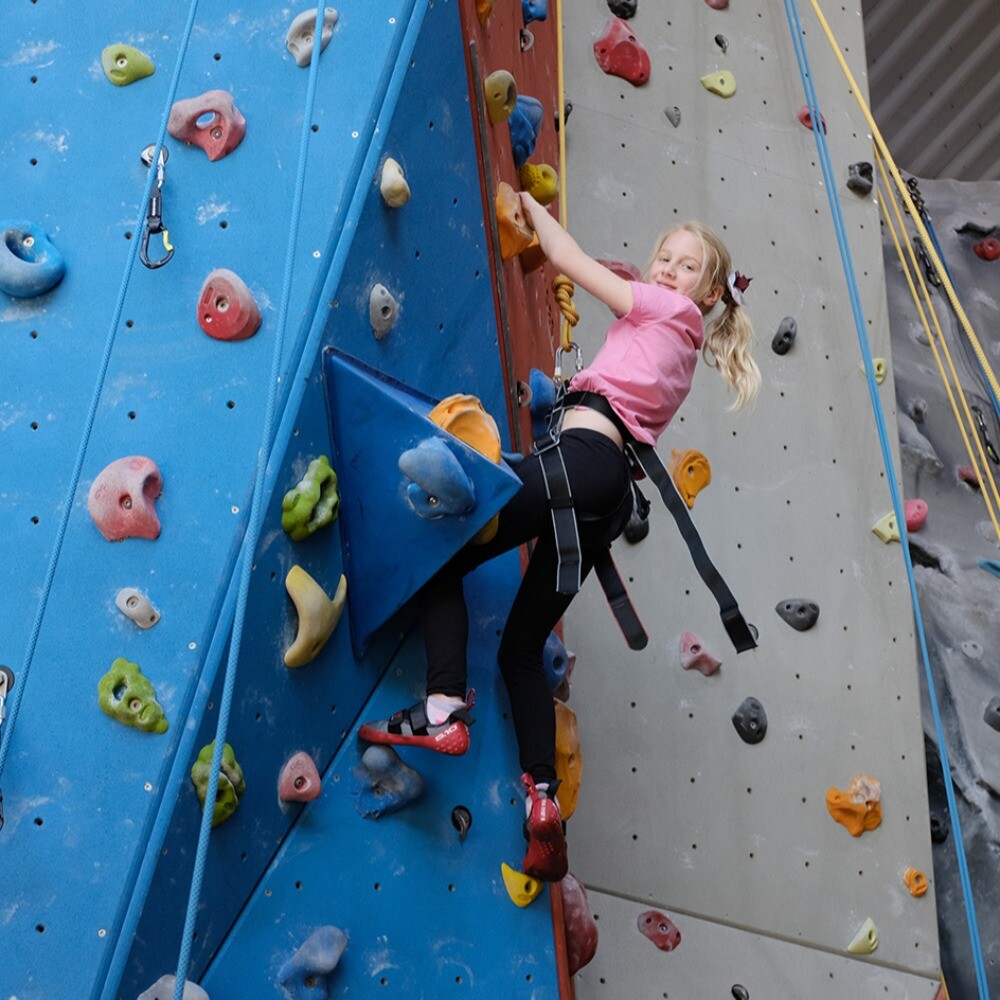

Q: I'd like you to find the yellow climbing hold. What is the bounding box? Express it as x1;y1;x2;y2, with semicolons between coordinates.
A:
519;162;559;206
484;70;518;125
847;916;878;955
700;70;736;98
554;700;581;821
860;358;887;385
668;449;711;509
501;862;543;907
871;511;900;544
284;567;347;667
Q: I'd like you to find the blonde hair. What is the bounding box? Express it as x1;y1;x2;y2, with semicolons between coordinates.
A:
643;222;761;410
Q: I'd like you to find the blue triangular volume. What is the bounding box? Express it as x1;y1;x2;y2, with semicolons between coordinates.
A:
322;348;522;658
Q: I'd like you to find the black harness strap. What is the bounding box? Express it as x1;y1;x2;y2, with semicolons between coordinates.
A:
592;548;648;649
562;391;757;654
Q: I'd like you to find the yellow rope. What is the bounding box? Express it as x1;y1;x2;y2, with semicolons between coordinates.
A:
807;0;1000;404
875;150;1000;542
553;0;575;352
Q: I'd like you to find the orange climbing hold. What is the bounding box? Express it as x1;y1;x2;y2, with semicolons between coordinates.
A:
554;700;581;821
477;0;497;26
668;449;711;509
496;181;535;261
904;867;929;897
826;774;882;837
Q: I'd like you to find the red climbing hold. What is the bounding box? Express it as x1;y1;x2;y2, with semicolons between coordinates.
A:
593;19;651;87
904;499;928;532
279;751;322;803
596;258;642;282
957;465;980;489
562;873;598;975
703;0;729;8
638;909;681;952
88;456;163;542
168;90;246;161
974;238;1000;261
797;105;827;134
197;268;262;341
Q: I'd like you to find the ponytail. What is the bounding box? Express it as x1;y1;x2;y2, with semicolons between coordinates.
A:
703;296;761;410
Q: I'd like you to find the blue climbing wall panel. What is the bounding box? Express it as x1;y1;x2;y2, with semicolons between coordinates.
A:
1;2;559;998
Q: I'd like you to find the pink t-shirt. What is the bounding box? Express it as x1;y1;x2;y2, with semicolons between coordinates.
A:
570;281;704;445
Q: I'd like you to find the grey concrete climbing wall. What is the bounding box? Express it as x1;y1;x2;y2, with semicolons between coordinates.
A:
881;175;1000;1000
558;1;942;995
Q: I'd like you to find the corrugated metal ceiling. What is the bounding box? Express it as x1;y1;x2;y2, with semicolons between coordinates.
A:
861;0;1000;181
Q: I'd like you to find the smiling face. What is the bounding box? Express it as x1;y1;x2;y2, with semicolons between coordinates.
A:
647;228;724;312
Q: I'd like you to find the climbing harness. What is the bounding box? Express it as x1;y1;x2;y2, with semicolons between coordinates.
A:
139;144;174;269
532;378;757;654
784;2;990;994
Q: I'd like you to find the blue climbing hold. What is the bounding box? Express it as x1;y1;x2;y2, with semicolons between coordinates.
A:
399;437;476;518
279;926;348;1000
509;95;543;169
529;368;557;440
353;745;424;819
522;0;548;25
543;630;570;692
0;221;65;298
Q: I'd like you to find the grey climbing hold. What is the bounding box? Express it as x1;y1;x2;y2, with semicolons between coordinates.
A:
772;316;797;355
279;926;348;1000
369;283;398;339
451;805;473;841
715;34;729;53
732;697;767;745
732;987;750;1000
984;696;1000;733
908;397;928;423
286;8;338;68
664;105;681;128
961;640;983;660
775;598;819;631
520;28;534;51
137;976;209;1000
607;0;637;17
847;161;873;196
353;745;424;819
115;587;160;629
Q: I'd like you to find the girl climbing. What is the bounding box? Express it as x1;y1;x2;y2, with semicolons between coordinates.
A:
359;191;761;882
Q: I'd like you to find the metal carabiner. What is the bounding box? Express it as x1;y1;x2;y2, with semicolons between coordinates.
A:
139;144;174;270
554;341;584;382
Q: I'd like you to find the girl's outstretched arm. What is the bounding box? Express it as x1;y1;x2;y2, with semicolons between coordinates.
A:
520;192;633;317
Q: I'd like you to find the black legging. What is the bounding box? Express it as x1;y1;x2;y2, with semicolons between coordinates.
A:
418;428;632;783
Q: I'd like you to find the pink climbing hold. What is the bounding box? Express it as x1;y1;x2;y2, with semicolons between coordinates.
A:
596;258;642;282
593;19;651;87
168;89;246;161
88;456;163;542
638;909;681;952
679;631;721;676
957;465;980;489
279;751;322;803
703;0;729;8
974;238;1000;261
904;499;928;532
197;268;262;341
561;873;598;975
797;105;827;134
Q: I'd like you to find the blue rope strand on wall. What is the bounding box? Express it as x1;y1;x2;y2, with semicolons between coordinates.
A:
169;11;328;999
0;0;203;785
781;2;990;996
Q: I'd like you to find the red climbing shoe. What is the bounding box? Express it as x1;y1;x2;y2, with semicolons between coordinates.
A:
358;693;475;756
521;773;568;882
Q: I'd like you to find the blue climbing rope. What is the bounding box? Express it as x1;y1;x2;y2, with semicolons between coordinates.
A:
0;0;202;785
169;11;328;999
780;3;989;996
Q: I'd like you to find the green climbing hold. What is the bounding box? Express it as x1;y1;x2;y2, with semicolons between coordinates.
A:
101;44;155;87
191;741;246;828
98;657;168;734
282;455;339;541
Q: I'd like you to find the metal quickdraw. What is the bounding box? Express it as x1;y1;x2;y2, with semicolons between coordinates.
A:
912;236;942;288
139;144;175;269
970;404;1000;466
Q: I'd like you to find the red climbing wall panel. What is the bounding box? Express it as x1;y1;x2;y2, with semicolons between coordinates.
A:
457;0;562;450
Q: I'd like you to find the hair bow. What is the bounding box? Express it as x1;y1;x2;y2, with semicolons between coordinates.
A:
727;270;752;306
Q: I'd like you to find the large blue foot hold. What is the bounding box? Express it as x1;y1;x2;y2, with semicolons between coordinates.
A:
353;745;424;819
279;926;348;1000
0;221;65;298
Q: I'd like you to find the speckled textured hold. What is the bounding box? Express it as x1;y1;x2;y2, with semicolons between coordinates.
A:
168;89;246;161
88;455;163;542
562;872;598;974
637;910;681;951
594;18;650;86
